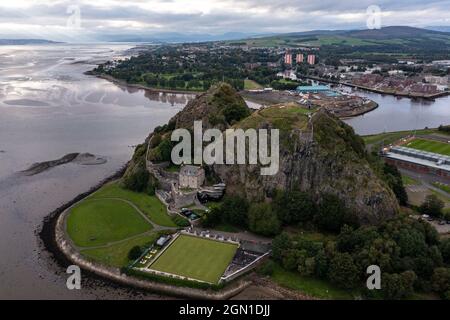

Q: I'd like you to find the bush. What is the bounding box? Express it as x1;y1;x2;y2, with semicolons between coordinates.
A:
221;195;249;227
419;194;444;218
431;268;450;296
172;215;190;227
440;239;450;264
222;103;250;124
382;271;417;299
128;246;143;261
315;193;349;233
248;203;281;236
273;190;316;224
258;260;275;276
123;160;150;192
328;252;359;289
201;206;222;228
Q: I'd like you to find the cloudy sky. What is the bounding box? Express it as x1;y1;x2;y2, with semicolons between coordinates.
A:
0;0;449;42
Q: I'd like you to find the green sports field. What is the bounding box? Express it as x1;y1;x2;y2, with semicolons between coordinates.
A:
67;199;152;247
406;138;450;156
148;234;238;283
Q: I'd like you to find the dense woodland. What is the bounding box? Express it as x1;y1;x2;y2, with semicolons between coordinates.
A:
93;46;292;91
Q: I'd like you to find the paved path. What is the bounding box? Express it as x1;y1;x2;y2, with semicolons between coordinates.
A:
76;230;156;251
71;197;178;252
94;197;178;231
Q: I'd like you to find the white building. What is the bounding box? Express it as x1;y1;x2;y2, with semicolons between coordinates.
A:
179;165;205;189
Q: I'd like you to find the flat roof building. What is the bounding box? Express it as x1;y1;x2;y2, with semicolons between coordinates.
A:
383;146;450;180
296;85;331;93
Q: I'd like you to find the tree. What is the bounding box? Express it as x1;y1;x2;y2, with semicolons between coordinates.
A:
221;195;249;227
222;103;250;124
382;271;417;299
258;260;276;276
123;160;150;193
315;194;349;233
396;228;427;257
431;268;450;295
383;164;408;205
248;203;281;236
201;206;222;228
328;252;359;289
128;246;143;260
158;139;174;162
274;190;316;224
272;233;291;262
420;194;444;218
440;239;450;264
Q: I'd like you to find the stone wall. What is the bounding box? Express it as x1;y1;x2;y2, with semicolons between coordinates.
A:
55;204;250;299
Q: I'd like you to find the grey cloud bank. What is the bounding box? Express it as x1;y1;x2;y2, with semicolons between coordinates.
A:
0;0;449;42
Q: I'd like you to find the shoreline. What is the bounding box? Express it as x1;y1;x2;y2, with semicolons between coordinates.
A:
90;73;205;95
302;75;450;100
39;164;251;299
92;73;379;118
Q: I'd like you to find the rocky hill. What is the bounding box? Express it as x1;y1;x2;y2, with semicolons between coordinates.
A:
213;103;399;224
127;83;399;225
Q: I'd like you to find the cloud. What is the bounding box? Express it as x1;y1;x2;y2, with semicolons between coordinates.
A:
0;0;448;41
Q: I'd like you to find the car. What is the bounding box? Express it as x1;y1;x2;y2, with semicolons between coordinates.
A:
446;220;450;225
438;220;446;225
422;214;430;219
427;217;434;222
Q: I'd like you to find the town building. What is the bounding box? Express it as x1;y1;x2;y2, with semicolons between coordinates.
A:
284;52;292;65
277;69;297;81
307;54;316;65
296;53;304;63
179;165;205;189
296;85;331;93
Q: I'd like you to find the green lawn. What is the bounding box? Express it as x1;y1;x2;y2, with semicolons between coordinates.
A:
81;232;159;267
67;199;152;247
149;234;238;283
432;182;450;194
405;138;450;156
402;174;419;186
244;79;263;90
91;182;176;227
362;129;437;147
270;263;355;300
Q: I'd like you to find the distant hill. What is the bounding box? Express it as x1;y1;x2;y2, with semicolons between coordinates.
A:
228;26;450;52
100;32;267;43
343;26;449;40
0;39;61;45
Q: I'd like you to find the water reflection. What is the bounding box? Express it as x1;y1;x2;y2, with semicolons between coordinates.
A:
344;88;450;135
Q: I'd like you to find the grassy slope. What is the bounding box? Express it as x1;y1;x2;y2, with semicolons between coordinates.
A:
244;79;263;90
92;182;176;227
270;263;355;300
67;199;152;247
149;235;237;283
432;182;450;194
81;233;159;267
362;129;438;146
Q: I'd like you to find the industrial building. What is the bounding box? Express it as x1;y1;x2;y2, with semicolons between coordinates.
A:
383;146;450;180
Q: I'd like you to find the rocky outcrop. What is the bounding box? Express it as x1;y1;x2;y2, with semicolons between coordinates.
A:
212;106;399;225
129;83;399;225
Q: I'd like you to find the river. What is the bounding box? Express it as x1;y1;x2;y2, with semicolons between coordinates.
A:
0;44;193;299
0;44;449;299
343;89;450;135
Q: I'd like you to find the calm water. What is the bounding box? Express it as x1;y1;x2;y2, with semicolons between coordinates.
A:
344;89;450;135
0;44;193;299
0;44;449;299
